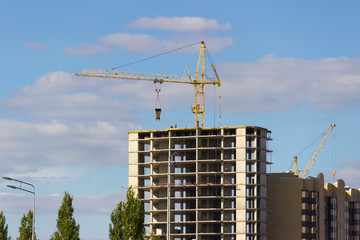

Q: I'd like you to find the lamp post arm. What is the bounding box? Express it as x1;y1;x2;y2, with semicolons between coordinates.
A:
3;177;35;240
3;177;34;189
7;185;34;194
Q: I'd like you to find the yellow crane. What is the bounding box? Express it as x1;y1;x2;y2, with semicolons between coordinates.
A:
293;124;336;178
75;41;221;128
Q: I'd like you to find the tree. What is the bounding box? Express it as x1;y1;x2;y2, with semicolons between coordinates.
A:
144;231;161;240
17;210;35;240
50;192;80;240
0;211;9;240
109;186;144;240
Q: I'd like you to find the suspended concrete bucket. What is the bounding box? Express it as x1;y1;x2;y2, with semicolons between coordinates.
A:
155;108;162;120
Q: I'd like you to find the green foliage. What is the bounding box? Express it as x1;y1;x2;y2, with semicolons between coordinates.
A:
17;210;35;240
144;231;161;240
50;192;80;240
109;186;144;240
0;211;9;240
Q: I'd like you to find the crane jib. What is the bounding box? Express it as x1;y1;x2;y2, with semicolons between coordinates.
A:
75;70;220;85
296;124;336;179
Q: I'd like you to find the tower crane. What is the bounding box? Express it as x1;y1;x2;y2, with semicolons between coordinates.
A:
293;124;336;178
75;41;221;128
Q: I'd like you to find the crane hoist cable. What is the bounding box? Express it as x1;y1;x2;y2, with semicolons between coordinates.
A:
75;41;221;128
108;41;202;71
331;127;337;179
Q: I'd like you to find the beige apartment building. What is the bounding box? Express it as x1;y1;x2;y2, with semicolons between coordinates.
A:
267;172;360;240
128;126;273;240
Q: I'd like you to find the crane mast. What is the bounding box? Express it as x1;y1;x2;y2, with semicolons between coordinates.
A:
293;124;336;178
192;42;206;127
75;41;221;128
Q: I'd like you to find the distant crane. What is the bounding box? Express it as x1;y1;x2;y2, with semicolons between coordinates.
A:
75;41;221;128
293;124;336;178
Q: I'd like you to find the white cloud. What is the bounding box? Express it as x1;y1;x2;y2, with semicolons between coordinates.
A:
63;17;233;56
0;119;131;174
219;55;360;112
74;193;125;214
331;158;360;188
4;71;138;122
98;33;234;54
4;166;80;181
24;42;47;51
62;42;113;56
126;17;231;32
36;121;71;135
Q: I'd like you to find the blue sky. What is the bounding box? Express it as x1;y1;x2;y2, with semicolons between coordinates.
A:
1;1;360;239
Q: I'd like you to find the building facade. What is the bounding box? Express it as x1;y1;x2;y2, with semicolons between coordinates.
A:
267;172;360;240
128;126;273;240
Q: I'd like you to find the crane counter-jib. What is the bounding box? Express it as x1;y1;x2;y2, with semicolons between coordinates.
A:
75;69;221;85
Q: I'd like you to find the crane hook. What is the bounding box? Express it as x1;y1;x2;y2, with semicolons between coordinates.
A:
155;88;161;120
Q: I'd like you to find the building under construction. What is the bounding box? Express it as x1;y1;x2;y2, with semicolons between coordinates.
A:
129;126;272;240
129;125;360;240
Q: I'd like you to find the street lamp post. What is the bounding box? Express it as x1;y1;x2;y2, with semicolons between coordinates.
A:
167;152;178;240
3;177;35;240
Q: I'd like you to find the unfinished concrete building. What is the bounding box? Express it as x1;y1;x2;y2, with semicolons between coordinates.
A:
128;126;272;240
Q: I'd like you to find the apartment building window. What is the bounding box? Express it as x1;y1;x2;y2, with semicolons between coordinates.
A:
144;143;151;151
246;137;254;147
246;199;255;209
144;167;150;175
246;223;255;234
246;175;255;184
246;128;255;135
326;197;338;240
246;186;255;197
349;202;360;240
246;163;255;172
302;190;319;240
345;201;349;240
246;150;255;160
247;211;255;221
